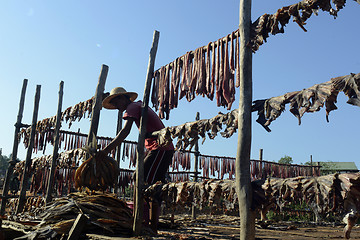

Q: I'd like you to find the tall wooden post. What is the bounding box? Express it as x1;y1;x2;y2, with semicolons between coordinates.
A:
87;64;109;146
115;111;123;195
0;79;28;215
16;85;41;214
192;112;200;220
236;0;255;239
133;30;160;235
45;81;64;204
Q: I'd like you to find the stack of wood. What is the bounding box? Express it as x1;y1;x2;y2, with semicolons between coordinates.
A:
6;192;133;239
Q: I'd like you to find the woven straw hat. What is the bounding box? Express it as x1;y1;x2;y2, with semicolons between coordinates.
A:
102;87;138;109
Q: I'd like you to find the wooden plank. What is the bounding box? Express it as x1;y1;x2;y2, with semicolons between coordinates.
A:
236;0;255;239
45;81;64;204
133;30;160;236
67;213;87;240
0;79;28;215
16;85;41;214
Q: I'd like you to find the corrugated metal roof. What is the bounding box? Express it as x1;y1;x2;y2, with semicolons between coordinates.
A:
314;162;358;171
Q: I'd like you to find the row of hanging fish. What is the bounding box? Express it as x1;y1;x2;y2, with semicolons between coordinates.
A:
149;0;357;120
18;93;110;153
29;166;77;196
170;151;191;171
20;127;119;157
144;172;360;239
118;170;133;194
13;149;87;196
257;161;319;180
198;156;319;180
169;173;190;182
122;141;138;168
150;108;239;151
150;72;360;150
6;196;45;216
252;72;360;132
262;173;360;239
257;0;354;52
151;30;240;120
250;0;355;52
20;96;97;139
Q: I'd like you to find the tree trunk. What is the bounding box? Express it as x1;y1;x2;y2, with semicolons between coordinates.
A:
236;0;255;239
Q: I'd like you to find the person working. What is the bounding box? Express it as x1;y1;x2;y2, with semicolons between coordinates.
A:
100;87;174;233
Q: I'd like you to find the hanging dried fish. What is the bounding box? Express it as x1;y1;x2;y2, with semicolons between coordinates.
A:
252;73;360;131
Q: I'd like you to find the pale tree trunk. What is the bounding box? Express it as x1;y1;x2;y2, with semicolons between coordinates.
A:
236;0;255;239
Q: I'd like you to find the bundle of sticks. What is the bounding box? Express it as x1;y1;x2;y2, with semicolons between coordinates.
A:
74;137;120;191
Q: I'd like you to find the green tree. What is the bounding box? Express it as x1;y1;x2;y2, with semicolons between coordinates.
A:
0;153;10;172
278;155;293;165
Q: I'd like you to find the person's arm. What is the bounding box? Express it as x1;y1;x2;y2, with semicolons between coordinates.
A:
102;118;134;155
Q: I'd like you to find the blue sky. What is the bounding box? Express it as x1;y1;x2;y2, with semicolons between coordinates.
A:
0;1;359;168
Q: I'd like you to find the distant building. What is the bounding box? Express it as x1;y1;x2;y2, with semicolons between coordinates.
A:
314;162;359;175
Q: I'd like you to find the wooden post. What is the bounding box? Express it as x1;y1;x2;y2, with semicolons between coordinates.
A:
236;0;255;239
45;81;64;204
16;85;41;214
259;149;264;179
133;30;160;235
0;79;28;215
192;112;200;220
114;111;123;195
310;154;313;176
87;64;109;146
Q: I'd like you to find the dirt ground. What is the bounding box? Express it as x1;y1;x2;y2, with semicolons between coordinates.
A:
2;213;360;239
149;214;360;240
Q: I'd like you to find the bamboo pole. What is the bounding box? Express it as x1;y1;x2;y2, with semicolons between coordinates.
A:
236;0;255;239
192;112;200;220
133;30;160;235
0;79;28;215
87;64;109;146
16;85;41;214
45;81;64;204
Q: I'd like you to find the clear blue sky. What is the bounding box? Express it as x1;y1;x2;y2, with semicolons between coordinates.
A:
0;1;359;168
